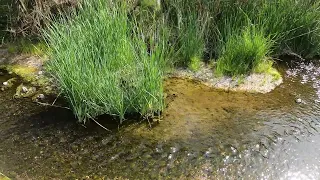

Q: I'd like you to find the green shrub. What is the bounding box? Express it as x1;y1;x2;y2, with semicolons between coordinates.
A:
44;1;165;123
216;26;273;76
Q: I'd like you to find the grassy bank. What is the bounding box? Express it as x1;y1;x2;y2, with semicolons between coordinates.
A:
40;0;320;122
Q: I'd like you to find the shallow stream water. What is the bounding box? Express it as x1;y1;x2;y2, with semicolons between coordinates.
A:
1;60;320;179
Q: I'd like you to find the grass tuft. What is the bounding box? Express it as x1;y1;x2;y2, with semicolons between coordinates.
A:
216;26;273;76
44;1;166;123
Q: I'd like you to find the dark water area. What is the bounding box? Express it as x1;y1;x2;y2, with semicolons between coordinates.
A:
1;60;320;179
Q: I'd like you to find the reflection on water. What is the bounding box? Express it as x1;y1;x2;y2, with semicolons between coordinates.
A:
1;60;320;179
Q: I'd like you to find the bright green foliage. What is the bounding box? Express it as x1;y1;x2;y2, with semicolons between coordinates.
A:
44;1;165;122
177;12;205;68
140;0;161;10
256;0;320;57
211;0;320;75
189;56;201;72
254;60;281;80
216;26;273;76
164;0;207;68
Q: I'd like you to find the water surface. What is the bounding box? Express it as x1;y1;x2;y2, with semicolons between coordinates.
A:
1;60;320;179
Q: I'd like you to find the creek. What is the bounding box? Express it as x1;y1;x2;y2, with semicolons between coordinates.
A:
1;60;320;179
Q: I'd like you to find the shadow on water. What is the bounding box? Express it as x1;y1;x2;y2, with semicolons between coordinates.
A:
1;60;320;179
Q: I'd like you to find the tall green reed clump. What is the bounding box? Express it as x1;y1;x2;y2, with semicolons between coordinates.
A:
44;1;165;123
165;0;208;70
256;0;320;57
212;0;269;76
213;0;320;75
216;26;273;76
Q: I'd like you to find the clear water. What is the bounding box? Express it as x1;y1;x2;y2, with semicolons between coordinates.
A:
1;60;320;179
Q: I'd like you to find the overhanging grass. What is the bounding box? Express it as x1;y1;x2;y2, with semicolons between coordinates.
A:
44;1;165;123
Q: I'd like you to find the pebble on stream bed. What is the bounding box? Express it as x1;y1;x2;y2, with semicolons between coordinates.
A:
2;81;8;86
295;98;302;103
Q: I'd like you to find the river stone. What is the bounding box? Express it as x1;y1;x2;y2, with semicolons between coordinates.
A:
2;81;8;86
231;146;237;155
38;94;45;100
170;147;178;153
255;144;260;150
101;137;112;145
22;86;28;93
296;98;302;103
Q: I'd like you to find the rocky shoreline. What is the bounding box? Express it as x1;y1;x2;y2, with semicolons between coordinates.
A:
169;62;283;94
0;47;55;101
0;47;283;97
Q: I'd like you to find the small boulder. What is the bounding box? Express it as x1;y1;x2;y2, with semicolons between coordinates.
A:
2;81;8;86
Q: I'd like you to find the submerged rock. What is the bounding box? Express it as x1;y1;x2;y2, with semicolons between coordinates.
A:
37;94;45;100
296;98;302;104
1;78;17;91
22;86;28;93
14;84;37;99
170;147;178;154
